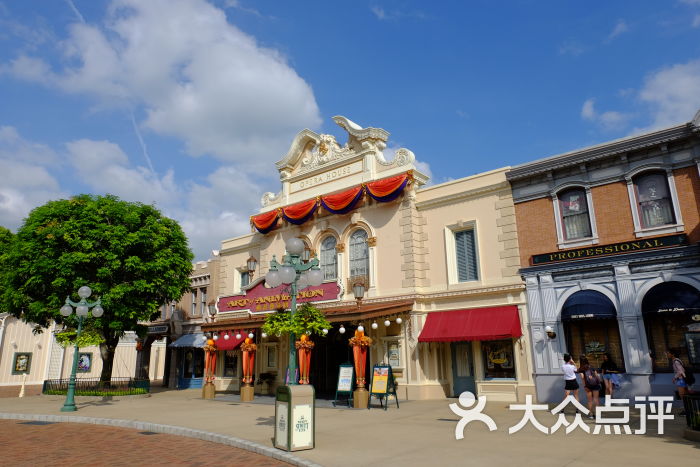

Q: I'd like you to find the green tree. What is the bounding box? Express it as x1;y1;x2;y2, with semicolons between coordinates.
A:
0;194;194;382
0;226;14;314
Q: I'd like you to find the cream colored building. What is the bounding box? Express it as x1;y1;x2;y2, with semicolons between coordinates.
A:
0;313;165;397
203;116;535;401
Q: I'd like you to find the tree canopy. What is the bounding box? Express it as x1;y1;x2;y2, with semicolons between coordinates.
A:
0;194;194;379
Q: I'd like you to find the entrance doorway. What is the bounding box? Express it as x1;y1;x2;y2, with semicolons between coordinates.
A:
178;348;204;389
451;342;476;396
309;328;355;398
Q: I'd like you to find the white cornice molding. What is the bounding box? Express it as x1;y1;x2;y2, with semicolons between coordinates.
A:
415;181;510;210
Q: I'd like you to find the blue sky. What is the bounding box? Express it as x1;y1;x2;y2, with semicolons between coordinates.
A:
1;0;700;260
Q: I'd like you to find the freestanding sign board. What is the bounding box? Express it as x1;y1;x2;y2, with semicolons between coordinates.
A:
274;385;315;451
333;364;354;407
369;364;399;410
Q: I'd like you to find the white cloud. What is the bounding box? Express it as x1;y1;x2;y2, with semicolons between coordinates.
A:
0;127;67;230
370;5;426;21
558;41;585;56
581;99;596;120
693;15;700;27
580;98;631;131
371;6;386;20
607;20;629;40
637;59;700;130
3;0;321;172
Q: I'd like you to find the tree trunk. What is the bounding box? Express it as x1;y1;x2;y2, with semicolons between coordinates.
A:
99;334;120;384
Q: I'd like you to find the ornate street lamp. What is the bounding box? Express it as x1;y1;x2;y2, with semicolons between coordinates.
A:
59;286;104;412
265;237;323;385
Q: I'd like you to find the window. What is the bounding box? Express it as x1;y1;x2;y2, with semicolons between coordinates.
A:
633;172;675;229
564;318;626;372
455;229;478;282
481;339;515;379
558;189;592;240
200;288;207;316
240;271;250;289
160;304;167;320
223;350;238;377
320;236;338;281
349;229;369;279
190;289;198;316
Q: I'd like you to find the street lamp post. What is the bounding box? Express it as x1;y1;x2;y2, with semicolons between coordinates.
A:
59;286;104;412
265;238;324;385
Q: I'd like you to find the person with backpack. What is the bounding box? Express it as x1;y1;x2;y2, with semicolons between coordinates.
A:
667;350;694;397
578;356;601;419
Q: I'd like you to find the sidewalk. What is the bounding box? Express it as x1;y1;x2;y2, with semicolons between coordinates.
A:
1;389;697;467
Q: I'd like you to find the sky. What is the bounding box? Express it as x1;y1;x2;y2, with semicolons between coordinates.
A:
1;0;700;261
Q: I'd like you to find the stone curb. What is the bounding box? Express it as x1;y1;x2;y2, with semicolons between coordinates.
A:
0;412;322;467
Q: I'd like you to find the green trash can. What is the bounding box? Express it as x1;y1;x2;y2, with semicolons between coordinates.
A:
274;385;315;451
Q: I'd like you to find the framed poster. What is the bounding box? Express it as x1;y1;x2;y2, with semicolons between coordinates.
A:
337;365;354;392
12;352;32;375
77;352;92;373
370;366;390;394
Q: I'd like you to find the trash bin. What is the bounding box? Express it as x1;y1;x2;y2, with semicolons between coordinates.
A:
274;385;315;451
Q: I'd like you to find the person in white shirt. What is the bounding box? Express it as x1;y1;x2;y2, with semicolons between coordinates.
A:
562;353;580;403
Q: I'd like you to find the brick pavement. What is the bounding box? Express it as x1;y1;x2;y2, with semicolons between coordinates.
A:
0;420;291;467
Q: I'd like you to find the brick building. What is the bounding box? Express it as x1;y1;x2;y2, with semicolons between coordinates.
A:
507;110;700;402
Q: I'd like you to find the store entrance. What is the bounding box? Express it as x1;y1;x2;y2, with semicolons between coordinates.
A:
309;328;354;398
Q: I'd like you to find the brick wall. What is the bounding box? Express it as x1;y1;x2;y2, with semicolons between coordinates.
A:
674;165;700;243
514;166;700;267
589;181;635;243
514;197;557;266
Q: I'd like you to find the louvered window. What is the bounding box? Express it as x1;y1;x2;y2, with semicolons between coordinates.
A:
455;230;478;282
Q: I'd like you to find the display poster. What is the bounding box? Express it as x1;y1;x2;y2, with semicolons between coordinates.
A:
370;366;390;394
388;343;400;367
337;365;354;392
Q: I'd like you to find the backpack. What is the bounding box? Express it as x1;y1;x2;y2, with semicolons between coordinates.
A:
584;368;601;387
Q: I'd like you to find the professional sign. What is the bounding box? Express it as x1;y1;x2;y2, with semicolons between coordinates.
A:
218;280;341;313
531;234;687;265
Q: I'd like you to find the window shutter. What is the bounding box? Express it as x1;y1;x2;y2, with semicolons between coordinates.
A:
455;230;478;281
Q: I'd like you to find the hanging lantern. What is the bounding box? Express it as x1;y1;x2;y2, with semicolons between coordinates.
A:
357;325;364;333
371;322;378;329
396;317;403;324
384;320;391;327
339;325;346;334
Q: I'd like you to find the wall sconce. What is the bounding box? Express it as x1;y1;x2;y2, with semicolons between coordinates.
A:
246;257;257;278
352;279;366;308
545;325;557;339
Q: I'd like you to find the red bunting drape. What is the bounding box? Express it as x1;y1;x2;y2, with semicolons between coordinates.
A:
282;199;318;224
321;186;363;214
251;210;279;234
250;171;411;232
366;174;409;202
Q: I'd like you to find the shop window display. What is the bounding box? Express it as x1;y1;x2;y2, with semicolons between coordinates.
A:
223;350;238;377
481;339;515;379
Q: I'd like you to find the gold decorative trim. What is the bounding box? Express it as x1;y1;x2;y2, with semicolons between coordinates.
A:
335;243;345;253
367;236;377;247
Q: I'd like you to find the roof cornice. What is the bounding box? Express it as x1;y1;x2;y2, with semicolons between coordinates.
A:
507;123;696;181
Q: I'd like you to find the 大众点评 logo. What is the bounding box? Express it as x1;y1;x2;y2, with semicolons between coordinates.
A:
449;392;674;439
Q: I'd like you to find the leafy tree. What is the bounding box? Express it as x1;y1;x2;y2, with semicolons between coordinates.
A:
262;303;332;338
0;226;13;314
0;194;194;382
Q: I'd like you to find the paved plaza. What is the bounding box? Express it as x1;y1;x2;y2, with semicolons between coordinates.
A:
0;389;698;467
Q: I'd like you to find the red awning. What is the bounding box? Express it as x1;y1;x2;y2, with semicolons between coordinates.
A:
214;331;246;351
418;306;522;342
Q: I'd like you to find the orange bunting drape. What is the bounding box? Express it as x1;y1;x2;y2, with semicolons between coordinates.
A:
320;186;364;214
281;199;318;224
366;174;409;202
251;210;279;233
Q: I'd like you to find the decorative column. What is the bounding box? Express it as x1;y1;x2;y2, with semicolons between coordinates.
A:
202;339;217;399
241;337;257;402
349;329;372;408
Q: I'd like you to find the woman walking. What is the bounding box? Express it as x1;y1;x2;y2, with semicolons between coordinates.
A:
600;353;620;398
579;356;602;419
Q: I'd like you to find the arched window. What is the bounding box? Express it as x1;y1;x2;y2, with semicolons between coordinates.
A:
349;229;369;280
558;188;592;240
320;236;338;281
633;172;675;229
